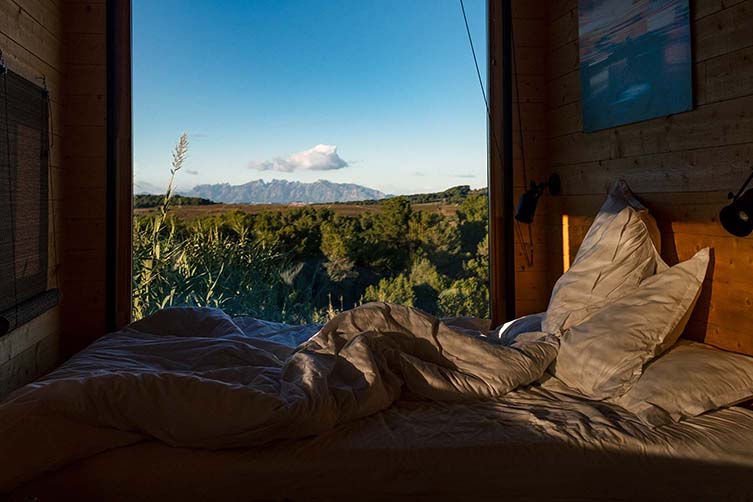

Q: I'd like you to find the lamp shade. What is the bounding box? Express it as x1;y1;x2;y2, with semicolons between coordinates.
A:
514;174;560;224
515;190;540;224
720;189;753;237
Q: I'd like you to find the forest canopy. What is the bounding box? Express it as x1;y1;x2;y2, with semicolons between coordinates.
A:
134;194;216;208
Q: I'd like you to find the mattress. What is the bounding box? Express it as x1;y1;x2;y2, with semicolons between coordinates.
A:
11;387;753;501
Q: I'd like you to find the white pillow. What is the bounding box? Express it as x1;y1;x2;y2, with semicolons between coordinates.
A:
614;340;753;427
542;181;666;335
551;248;709;400
495;313;544;345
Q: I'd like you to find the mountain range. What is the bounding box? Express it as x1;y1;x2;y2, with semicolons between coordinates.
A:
175;179;388;204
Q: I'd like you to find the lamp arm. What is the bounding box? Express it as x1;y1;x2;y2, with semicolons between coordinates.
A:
732;169;753;200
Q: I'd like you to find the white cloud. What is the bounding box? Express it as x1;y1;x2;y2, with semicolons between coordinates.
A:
249;144;349;172
186;169;200;175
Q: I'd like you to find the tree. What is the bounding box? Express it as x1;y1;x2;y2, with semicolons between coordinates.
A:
410;210;462;276
375;196;412;242
363;274;414;306
409;257;446;313
320;217;360;281
253;207;330;258
361;197;412;273
438;276;489;319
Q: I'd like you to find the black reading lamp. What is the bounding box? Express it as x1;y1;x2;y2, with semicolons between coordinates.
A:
515;173;561;224
720;171;753;237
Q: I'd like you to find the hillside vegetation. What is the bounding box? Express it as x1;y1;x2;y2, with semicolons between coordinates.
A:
133;193;489;323
335;185;486;206
132;135;488;323
134;194;216;208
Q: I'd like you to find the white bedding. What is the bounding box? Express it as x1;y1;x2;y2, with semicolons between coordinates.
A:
0;303;558;493
4;304;753;500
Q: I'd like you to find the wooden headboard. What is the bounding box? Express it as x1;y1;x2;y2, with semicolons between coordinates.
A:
545;191;752;356
510;0;753;355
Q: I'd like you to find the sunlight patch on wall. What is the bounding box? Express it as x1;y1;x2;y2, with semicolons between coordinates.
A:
562;214;570;273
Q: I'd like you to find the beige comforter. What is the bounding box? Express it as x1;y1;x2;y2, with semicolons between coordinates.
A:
0;303;558;492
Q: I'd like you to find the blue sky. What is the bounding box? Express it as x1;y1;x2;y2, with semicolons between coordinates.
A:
133;0;487;196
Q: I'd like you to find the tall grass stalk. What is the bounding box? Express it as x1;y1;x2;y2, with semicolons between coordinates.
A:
132;133;327;323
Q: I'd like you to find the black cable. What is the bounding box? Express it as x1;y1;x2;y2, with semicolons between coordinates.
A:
41;75;54;150
509;15;528;188
732;170;753;200
459;0;506;193
509;16;534;266
460;0;490;116
460;0;533;267
41;77;60;293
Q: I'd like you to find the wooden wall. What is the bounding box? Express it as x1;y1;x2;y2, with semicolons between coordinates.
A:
0;0;64;398
0;0;107;399
538;0;753;355
510;1;552;317
60;0;107;355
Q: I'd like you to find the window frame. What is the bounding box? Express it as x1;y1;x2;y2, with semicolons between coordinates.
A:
487;0;516;326
106;0;134;331
106;0;515;328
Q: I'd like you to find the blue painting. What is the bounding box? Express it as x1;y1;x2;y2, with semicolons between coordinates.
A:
578;0;692;132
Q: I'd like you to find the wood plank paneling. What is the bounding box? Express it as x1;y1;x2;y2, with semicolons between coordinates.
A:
0;0;108;398
0;0;64;399
541;0;753;355
692;0;747;20
694;0;753;63
0;308;59;367
509;0;551;317
61;0;107;355
0;331;60;397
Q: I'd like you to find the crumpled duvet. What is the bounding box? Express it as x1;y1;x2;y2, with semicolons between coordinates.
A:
0;302;558;492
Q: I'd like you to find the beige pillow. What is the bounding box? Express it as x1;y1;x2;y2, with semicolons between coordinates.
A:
542;181;666;335
614;340;753;427
551;248;709;401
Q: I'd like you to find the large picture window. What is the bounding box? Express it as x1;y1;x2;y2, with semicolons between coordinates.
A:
129;1;490;324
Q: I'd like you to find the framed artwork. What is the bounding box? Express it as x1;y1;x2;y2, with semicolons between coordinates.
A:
578;0;692;132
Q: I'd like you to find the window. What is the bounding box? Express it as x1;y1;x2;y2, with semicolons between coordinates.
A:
132;0;489;324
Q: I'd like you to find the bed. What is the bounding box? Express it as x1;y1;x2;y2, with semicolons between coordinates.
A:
9;357;753;499
5;183;753;501
9;403;753;500
3;313;753;501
